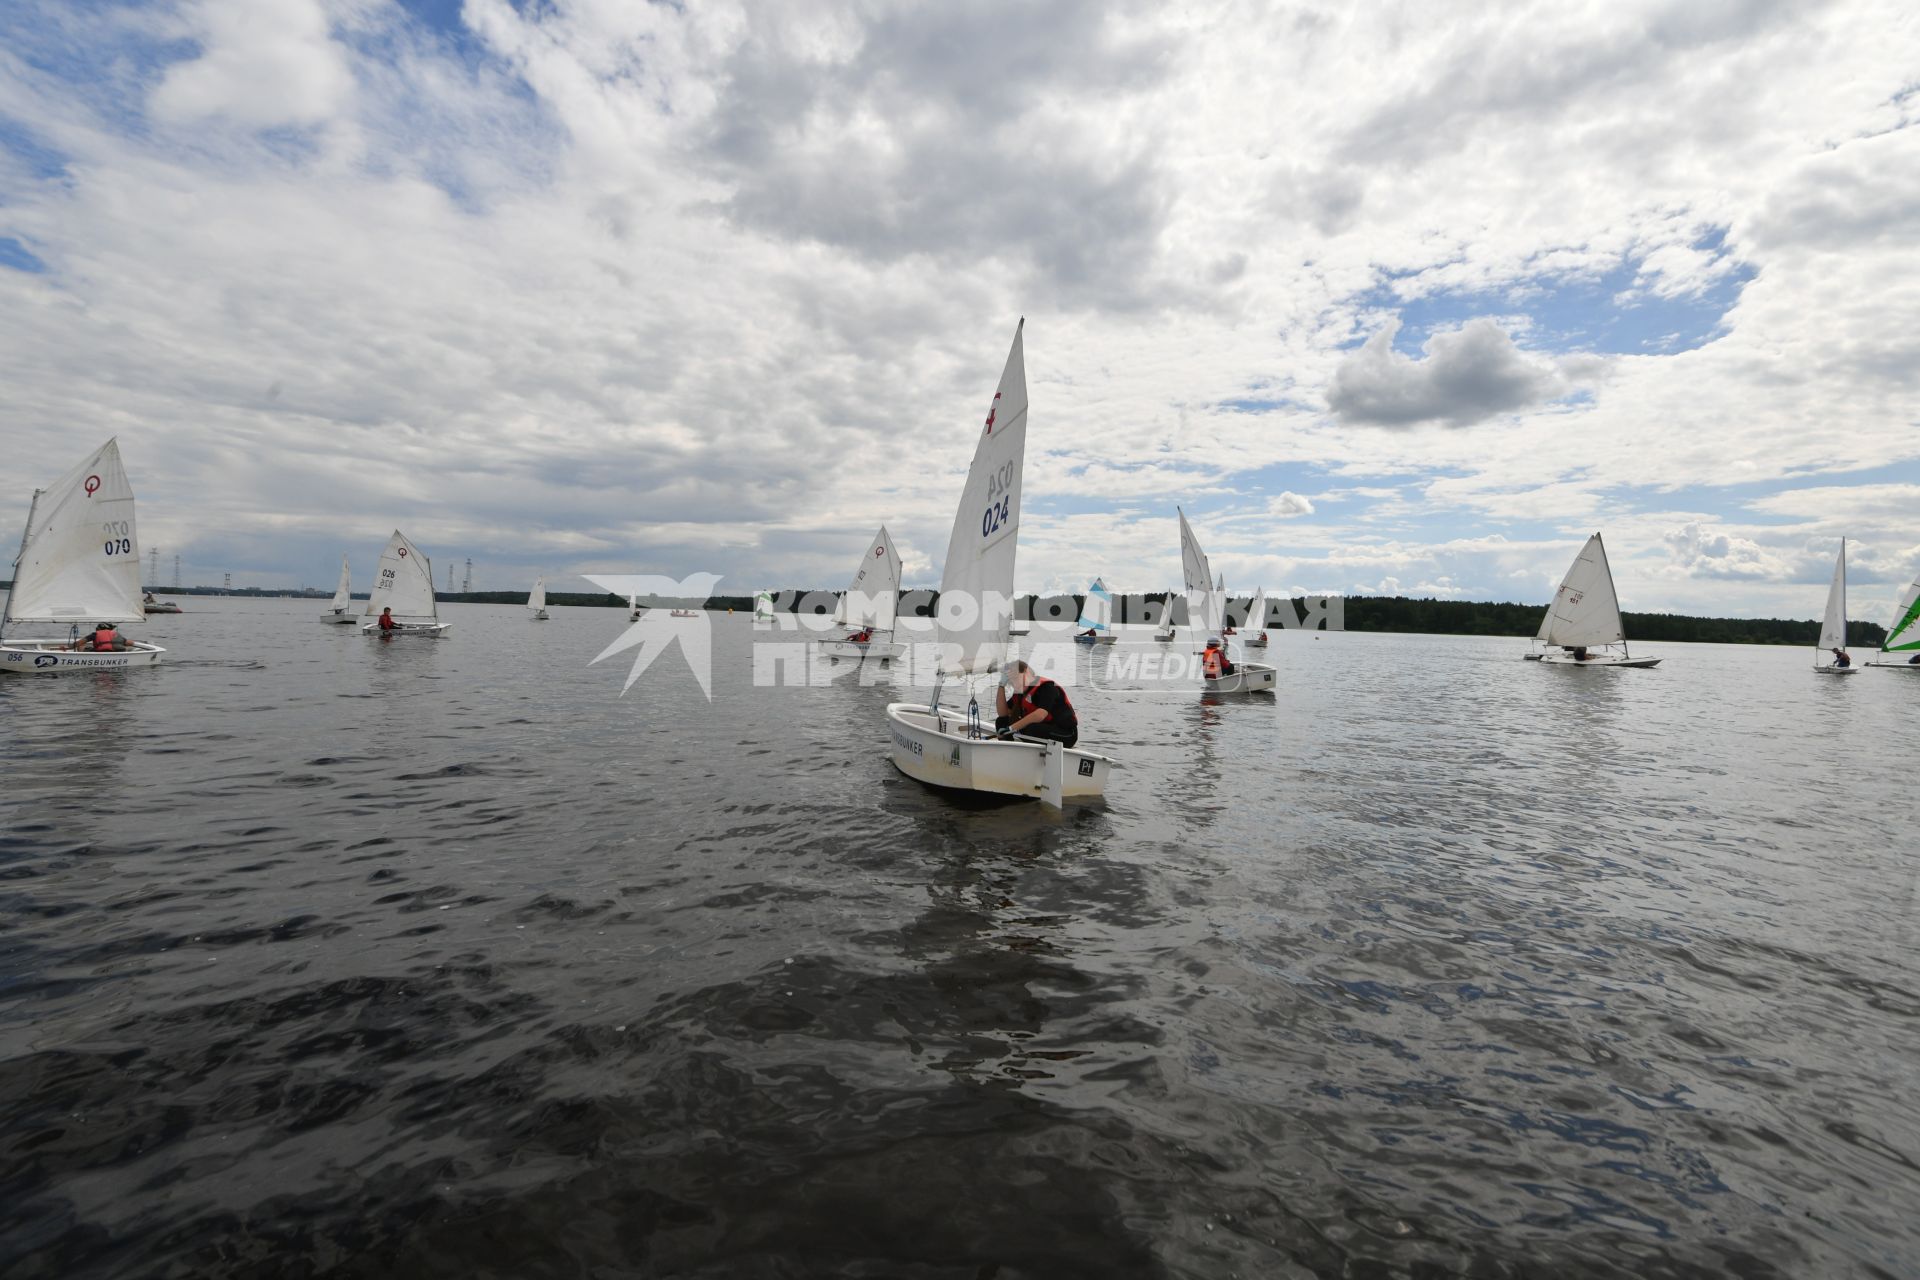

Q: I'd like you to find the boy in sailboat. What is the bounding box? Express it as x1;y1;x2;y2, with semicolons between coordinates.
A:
377;607;398;634
1831;647;1851;668
1202;637;1235;679
995;660;1079;747
75;622;129;652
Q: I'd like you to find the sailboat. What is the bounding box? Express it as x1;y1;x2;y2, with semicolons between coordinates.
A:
1218;574;1235;635
1527;532;1658;666
819;526;904;660
1868;564;1920;670
753;589;776;630
1244;586;1271;647
2;439;165;673
1180;508;1276;693
1813;540;1856;675
527;575;550;621
885;320;1117;806
1152;594;1177;642
360;530;450;636
628;594;643;622
320;555;357;623
1073;578;1118;645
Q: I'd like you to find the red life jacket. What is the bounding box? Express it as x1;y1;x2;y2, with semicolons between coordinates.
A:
1202;647;1226;679
379;613;397;630
1009;677;1076;729
91;627;117;651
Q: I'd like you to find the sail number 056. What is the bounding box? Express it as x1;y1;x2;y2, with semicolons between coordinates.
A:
101;520;132;556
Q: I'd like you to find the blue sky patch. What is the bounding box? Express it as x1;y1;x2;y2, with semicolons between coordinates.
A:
0;236;47;272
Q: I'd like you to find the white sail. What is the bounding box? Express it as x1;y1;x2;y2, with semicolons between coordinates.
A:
4;438;146;627
1178;508;1221;635
754;590;776;623
1247;586;1268;631
1817;540;1847;655
329;556;352;611
1883;571;1920;653
835;526;902;630
1538;533;1626;649
1076;578;1113;634
527;576;547;614
935;320;1027;675
364;530;439;623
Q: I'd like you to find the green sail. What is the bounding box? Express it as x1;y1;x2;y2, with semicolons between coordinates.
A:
1883;579;1920;652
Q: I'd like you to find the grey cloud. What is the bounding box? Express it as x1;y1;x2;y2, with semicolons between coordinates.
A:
698;0;1177;306
1326;318;1567;427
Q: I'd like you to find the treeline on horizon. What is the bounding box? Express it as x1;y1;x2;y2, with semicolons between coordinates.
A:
24;583;1878;647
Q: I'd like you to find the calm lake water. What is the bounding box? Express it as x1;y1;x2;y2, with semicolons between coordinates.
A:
3;598;1917;1278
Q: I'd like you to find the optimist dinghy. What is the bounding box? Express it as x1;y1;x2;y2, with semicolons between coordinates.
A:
320;555;358;623
1527;533;1658;667
1812;540;1857;675
1243;586;1270;648
1868;565;1920;670
360;531;450;637
1179;509;1276;693
1;439;165;673
819;526;904;660
885;320;1117;807
1072;578;1118;645
527;576;550;621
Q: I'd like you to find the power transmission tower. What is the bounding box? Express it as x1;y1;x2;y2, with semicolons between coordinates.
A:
173;555;181;588
461;559;472;594
223;572;231;592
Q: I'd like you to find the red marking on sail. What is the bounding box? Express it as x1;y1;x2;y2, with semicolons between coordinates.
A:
84;475;101;496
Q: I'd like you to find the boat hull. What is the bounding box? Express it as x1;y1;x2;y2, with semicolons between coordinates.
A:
1245;634;1269;648
1073;635;1118;646
143;604;183;614
361;623;451;637
820;639;904;660
1867;661;1920;671
0;639;165;673
320;609;359;624
1536;652;1661;668
1204;663;1277;694
531;610;550;621
1814;664;1858;675
886;703;1114;802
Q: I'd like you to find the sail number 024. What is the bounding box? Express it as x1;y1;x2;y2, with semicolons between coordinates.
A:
980;460;1016;538
101;520;132;556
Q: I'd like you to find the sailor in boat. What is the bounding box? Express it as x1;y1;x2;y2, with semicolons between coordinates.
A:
1831;647;1851;669
1078;627;1099;642
848;627;873;645
377;607;398;635
1571;646;1590;661
995;660;1079;746
1201;637;1235;679
74;621;130;652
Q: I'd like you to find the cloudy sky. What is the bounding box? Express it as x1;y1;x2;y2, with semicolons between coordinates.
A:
2;0;1916;621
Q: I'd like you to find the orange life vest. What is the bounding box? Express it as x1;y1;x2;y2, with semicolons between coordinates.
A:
1202;647;1226;679
379;613;397;631
91;627;117;651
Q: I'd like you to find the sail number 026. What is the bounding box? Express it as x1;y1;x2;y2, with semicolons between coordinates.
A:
980;460;1016;538
101;520;132;556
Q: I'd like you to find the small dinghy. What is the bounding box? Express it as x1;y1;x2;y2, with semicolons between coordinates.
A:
1;438;166;673
143;593;183;615
1072;577;1118;645
360;530;450;637
885;320;1117;806
670;609;699;618
819;526;904;660
527;576;550;621
1180;509;1275;693
1527;532;1659;666
1866;565;1920;669
1243;586;1270;648
1813;540;1857;675
754;590;776;630
320;555;358;623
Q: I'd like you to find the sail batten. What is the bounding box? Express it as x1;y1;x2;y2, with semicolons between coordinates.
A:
3;439;146;627
364;531;439;623
935;321;1027;675
1538;533;1626;649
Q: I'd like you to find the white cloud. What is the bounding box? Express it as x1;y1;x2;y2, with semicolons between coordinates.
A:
151;0;354;129
1325;319;1579;427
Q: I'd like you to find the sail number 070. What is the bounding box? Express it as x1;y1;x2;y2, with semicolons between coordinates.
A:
101;520;132;556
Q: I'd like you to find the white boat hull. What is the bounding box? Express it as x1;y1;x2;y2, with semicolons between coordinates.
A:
1867;660;1920;670
0;639;165;673
1073;634;1118;646
1204;663;1277;694
362;622;451;637
1814;664;1858;675
1245;634;1269;648
531;610;550;621
320;609;359;624
143;604;183;614
819;639;904;660
1535;652;1661;668
1153;631;1175;643
886;703;1114;803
